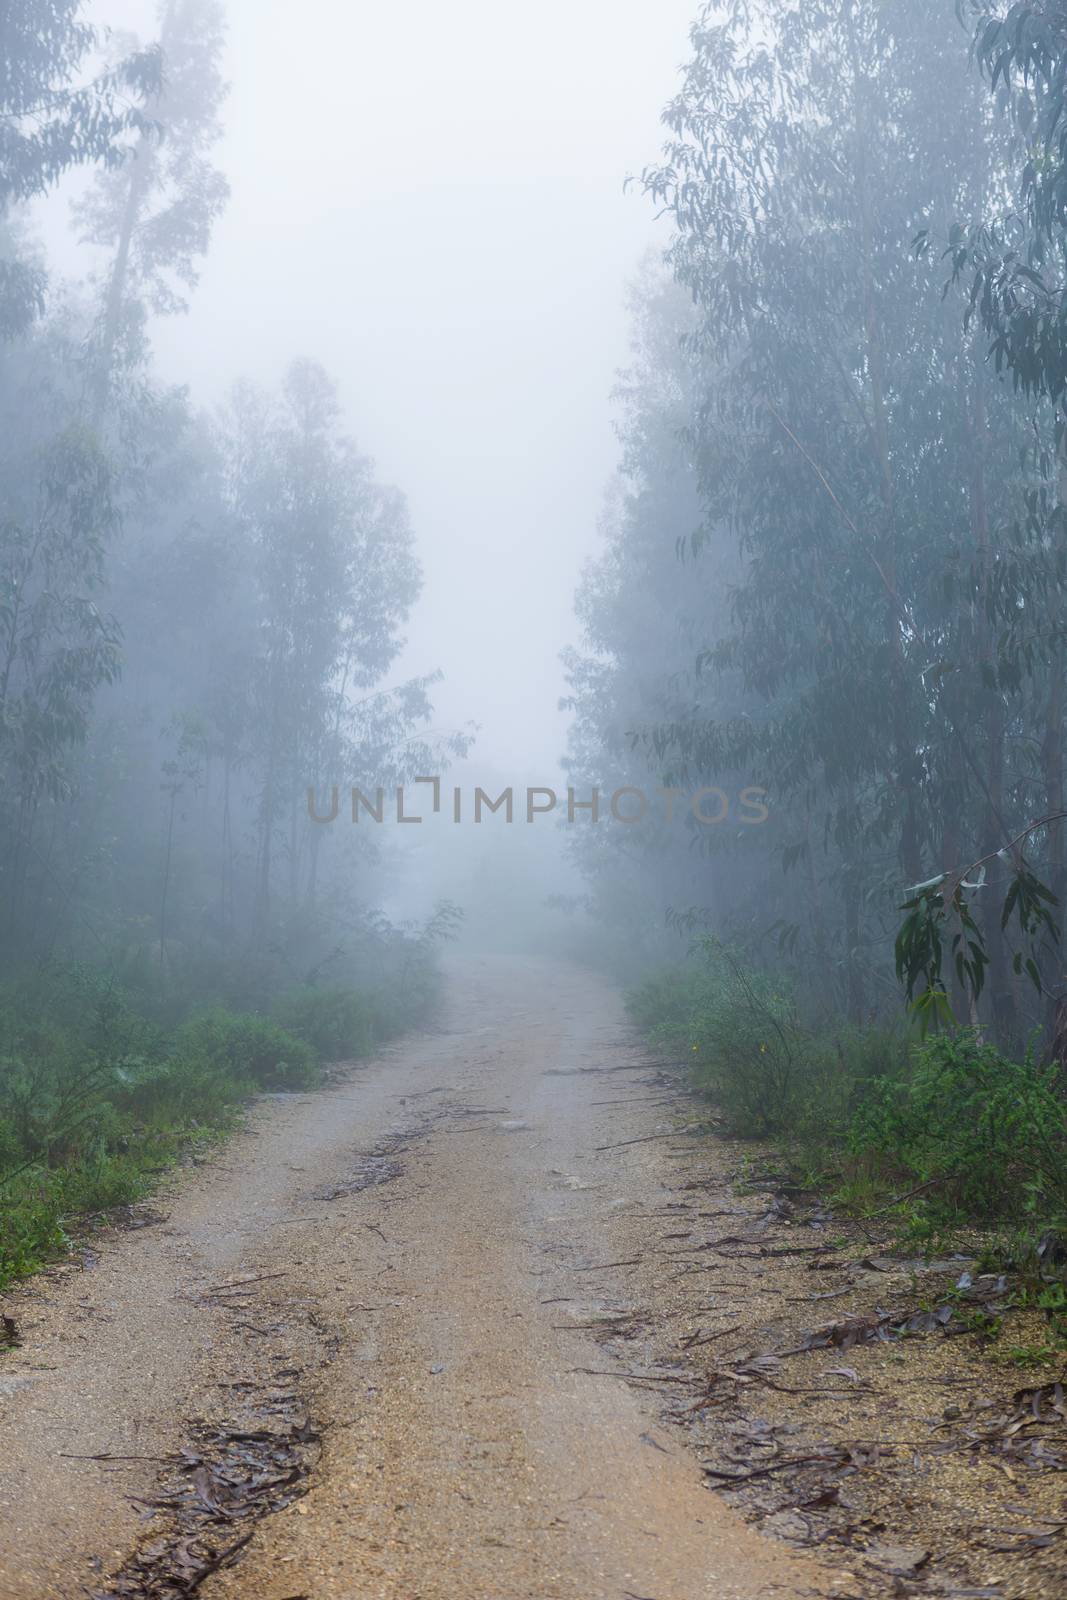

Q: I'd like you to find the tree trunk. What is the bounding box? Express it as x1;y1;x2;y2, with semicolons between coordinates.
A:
845;8;922;886
93;0;178;405
970;355;1015;1043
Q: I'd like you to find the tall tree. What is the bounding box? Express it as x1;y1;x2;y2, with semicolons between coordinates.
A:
223;361;425;933
566;0;1067;1035
72;0;229;389
0;2;160;338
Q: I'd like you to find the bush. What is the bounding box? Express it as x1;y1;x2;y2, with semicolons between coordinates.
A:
0;982;153;1165
630;947;1067;1238
628;965;718;1049
0;942;446;1288
629;943;900;1139
693;979;809;1136
172;1010;318;1090
272;986;376;1061
851;1032;1067;1222
109;1054;248;1130
371;960;445;1037
0;988;316;1288
0;1168;69;1285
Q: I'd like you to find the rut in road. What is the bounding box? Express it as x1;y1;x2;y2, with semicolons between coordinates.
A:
0;958;842;1600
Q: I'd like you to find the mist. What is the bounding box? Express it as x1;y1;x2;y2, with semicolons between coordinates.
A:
38;0;696;780
7;6;1067;1593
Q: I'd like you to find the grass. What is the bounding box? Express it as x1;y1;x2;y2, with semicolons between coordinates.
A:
0;953;442;1291
630;942;1067;1365
628;939;1067;1247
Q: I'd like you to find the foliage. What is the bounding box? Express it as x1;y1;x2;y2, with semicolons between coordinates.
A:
76;0;231;387
896;846;1062;1030
952;1;1067;409
851;1031;1067;1221
271;986;376;1062
0;4;468;1009
0;403;121;850
171;1009;316;1090
629;945;1067;1237
0;935;448;1287
630;940;902;1139
560;1;1067;1053
561;267;764;976
0;2;160;209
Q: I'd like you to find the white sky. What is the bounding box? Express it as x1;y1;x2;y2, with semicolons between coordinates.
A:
48;0;697;778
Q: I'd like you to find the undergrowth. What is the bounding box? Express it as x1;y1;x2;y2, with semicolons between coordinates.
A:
0;934;448;1291
629;940;1067;1256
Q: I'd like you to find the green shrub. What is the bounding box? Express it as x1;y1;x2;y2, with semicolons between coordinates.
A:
689;969;812;1136
0;942;444;1288
172;1010;318;1090
851;1032;1067;1222
628;944;901;1139
272;986;376;1061
0;1024;137;1166
0;1168;68;1285
630;947;1067;1241
0;1152;168;1289
109;1054;248;1130
628;965;720;1050
0;994;315;1287
371;966;442;1037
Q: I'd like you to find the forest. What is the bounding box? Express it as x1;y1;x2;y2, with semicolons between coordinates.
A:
565;0;1067;1247
5;3;1067;1598
0;0;468;1282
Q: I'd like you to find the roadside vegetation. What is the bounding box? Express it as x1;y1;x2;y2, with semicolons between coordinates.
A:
0;916;453;1291
0;7;468;1294
630;940;1067;1270
559;0;1067;1346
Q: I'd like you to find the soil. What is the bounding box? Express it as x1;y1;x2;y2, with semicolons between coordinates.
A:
0;955;1061;1599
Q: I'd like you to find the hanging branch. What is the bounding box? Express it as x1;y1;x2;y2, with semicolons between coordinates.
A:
895;809;1067;1029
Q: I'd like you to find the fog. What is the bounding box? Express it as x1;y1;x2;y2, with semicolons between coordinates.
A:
6;0;1067;1048
39;0;696;780
8;10;1067;1588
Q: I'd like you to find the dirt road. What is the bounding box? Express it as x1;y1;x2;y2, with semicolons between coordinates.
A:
0;957;839;1600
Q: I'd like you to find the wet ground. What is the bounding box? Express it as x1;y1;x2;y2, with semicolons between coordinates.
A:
0;956;837;1600
7;954;1063;1599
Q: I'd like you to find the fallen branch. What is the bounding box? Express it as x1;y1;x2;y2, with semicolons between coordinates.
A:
594;1133;684;1153
571;1258;642;1272
681;1324;743;1349
703;1448;851;1486
205;1271;288;1294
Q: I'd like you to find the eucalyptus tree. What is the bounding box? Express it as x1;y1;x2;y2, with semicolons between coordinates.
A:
562;269;770;975
0;4;168;952
0;3;459;1002
0;324;121;944
629;0;1060;1033
954;0;1067;409
73;0;229;390
891;2;1067;1026
0;1;160;338
0;1;159;206
222;361;425;935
